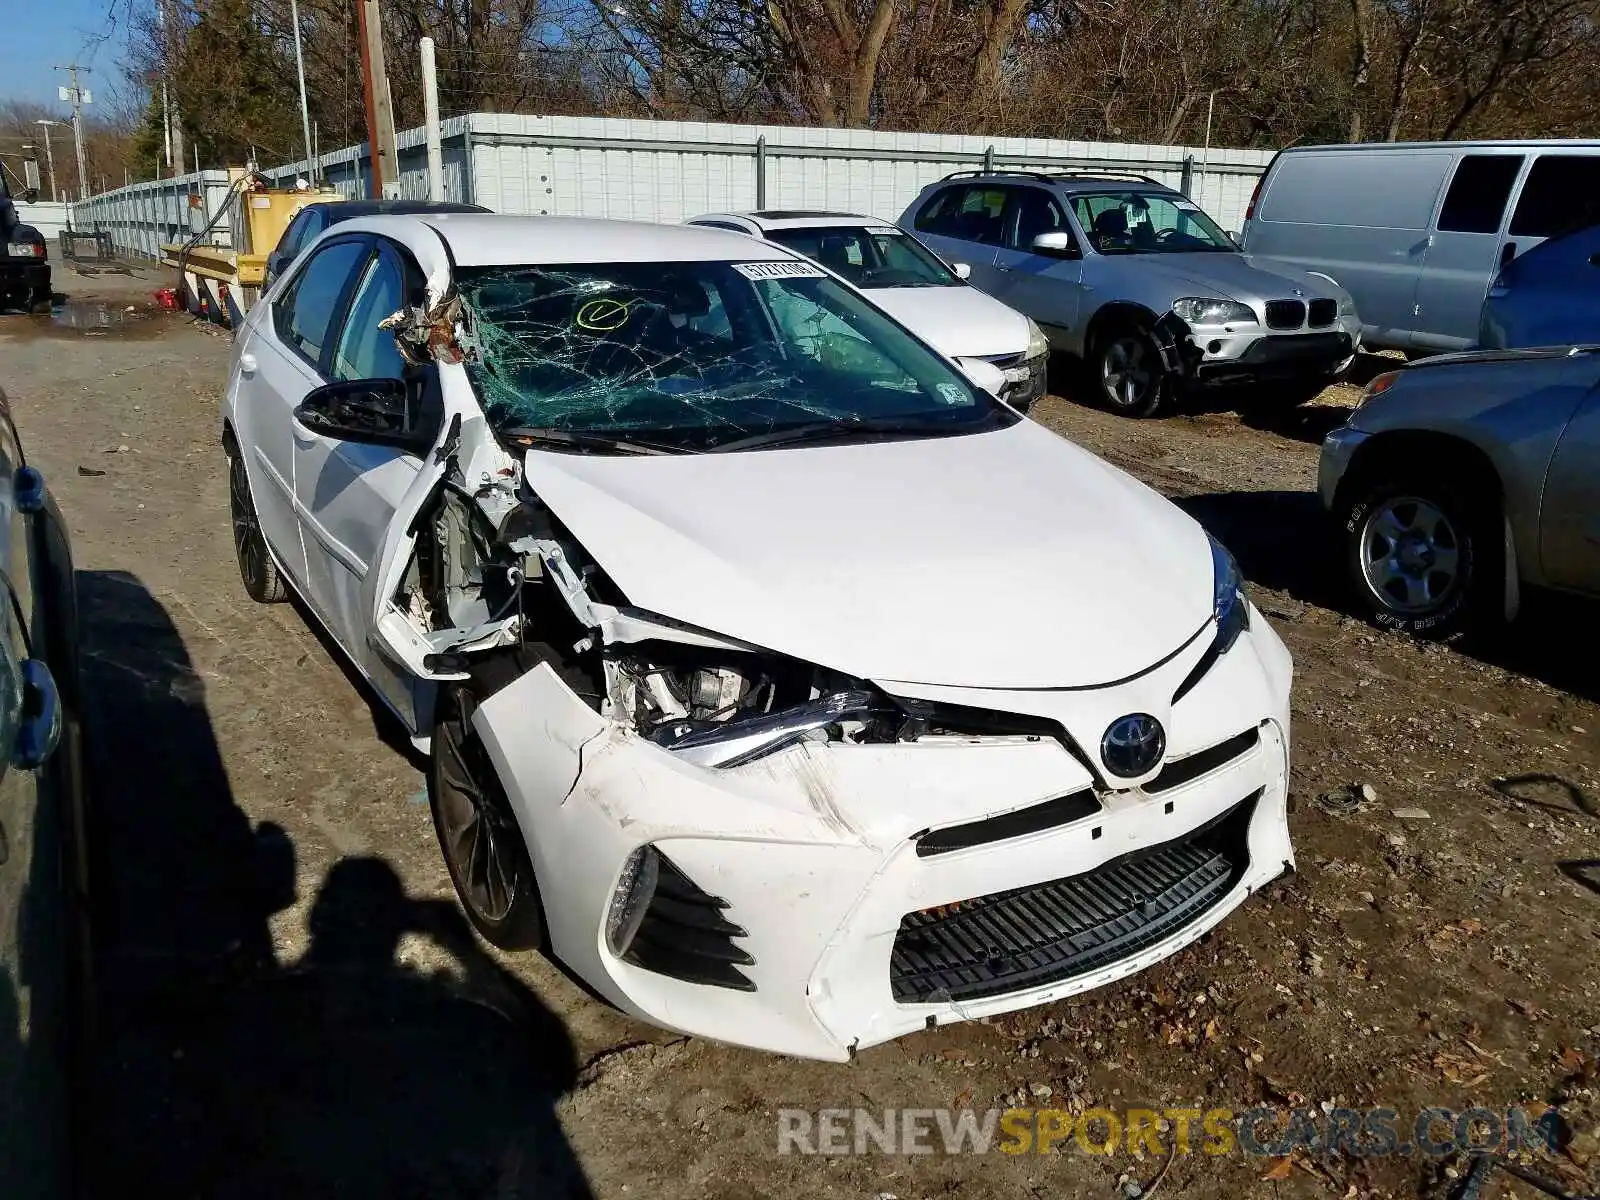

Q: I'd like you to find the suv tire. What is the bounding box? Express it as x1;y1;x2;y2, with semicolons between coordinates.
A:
1092;322;1167;418
1340;474;1500;639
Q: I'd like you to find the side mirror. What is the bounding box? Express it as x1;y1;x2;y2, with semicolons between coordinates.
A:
952;262;972;280
957;357;1007;398
22;187;39;204
294;378;430;454
1030;231;1080;259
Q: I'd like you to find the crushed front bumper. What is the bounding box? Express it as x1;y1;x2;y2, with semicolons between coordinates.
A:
1155;311;1359;387
472;611;1294;1060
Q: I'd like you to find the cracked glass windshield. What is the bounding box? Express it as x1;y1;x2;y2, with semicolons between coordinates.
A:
455;259;1011;452
764;227;958;289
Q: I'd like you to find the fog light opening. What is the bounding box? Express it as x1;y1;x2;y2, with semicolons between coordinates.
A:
605;844;660;957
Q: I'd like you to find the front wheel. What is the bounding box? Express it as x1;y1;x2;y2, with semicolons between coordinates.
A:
1094;327;1167;417
429;684;545;950
1341;479;1496;638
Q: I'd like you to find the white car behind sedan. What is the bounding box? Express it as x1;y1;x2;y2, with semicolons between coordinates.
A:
222;213;1294;1060
687;210;1050;410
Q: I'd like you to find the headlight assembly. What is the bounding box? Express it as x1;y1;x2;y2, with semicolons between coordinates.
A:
1172;297;1257;326
1174;535;1251;704
611;643;900;768
1209;534;1249;655
1024;318;1050;361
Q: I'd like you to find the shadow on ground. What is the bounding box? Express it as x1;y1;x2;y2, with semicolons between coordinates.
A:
78;569;592;1199
1176;490;1600;705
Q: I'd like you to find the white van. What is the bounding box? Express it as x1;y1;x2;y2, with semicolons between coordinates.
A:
1239;140;1600;351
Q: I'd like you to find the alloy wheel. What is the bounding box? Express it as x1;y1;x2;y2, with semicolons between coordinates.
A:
1358;495;1462;614
431;689;525;926
1100;335;1158;411
230;456;267;590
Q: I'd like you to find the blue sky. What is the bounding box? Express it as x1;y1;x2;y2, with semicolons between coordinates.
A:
2;0;131;108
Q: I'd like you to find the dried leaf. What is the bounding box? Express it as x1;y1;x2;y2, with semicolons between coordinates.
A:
1558;1046;1593;1081
1261;1156;1294;1180
1204;1017;1221;1041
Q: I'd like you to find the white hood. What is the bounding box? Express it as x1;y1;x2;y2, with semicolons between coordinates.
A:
521;421;1214;690
865;285;1032;361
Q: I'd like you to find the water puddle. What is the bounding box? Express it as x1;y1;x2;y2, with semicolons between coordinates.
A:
51;300;140;333
0;298;170;341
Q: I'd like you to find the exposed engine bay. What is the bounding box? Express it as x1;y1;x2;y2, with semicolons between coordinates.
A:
391;464;1019;766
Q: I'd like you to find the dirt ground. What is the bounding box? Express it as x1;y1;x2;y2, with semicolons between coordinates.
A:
2;269;1597;1200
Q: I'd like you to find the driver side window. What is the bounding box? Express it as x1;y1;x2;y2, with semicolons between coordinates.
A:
1010;190;1070;250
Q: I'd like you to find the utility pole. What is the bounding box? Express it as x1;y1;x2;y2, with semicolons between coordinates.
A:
355;0;399;198
33;120;58;201
157;0;185;177
54;64;91;201
420;37;443;201
289;0;316;180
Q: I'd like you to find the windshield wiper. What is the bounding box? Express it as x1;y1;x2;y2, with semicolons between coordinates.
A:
705;414;995;453
502;427;688;456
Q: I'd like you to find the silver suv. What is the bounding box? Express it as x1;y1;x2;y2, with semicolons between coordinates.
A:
899;171;1362;416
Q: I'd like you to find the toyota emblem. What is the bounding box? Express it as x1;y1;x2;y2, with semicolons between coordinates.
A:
1101;713;1166;778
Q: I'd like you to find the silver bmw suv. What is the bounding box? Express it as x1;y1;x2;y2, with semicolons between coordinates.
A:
899;171;1362;416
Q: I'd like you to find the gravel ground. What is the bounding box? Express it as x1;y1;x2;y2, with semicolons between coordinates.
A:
2;281;1596;1200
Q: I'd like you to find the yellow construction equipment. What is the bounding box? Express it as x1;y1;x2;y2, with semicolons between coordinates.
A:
161;168;338;326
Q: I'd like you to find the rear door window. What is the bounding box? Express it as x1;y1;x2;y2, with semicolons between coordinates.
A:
1509;155;1600;238
915;185;1008;245
1436;155;1524;234
273;239;368;370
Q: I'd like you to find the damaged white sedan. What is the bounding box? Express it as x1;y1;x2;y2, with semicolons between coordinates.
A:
222;214;1294;1060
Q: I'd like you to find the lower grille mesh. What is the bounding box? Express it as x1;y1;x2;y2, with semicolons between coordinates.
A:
889;792;1258;1003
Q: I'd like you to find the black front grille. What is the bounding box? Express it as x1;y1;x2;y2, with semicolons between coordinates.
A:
1145;728;1259;793
916;790;1099;857
889;792;1257;1003
623;853;756;991
1265;300;1306;329
982;352;1025;370
1308;298;1337;327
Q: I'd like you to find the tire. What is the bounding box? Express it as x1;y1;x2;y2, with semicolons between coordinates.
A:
1092;323;1167;417
228;451;287;603
428;684;545;950
1340;476;1499;638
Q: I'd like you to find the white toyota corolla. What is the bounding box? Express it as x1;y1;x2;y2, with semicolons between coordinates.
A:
222;213;1294;1060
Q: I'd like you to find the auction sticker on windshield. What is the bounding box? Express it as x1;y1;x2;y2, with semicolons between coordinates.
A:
733;261;828;280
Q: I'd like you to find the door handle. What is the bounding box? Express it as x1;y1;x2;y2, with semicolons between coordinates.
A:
995;264;1012;272
12;659;60;770
239;353;258;376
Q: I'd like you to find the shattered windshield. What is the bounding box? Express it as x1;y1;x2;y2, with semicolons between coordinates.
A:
765;226;958;289
456;259;1010;452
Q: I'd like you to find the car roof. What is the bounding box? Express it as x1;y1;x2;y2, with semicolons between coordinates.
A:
692;210;894;232
350;213;799;266
314;199;490;221
928;172;1179;196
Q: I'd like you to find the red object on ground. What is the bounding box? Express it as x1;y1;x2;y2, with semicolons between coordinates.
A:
154;288;179;311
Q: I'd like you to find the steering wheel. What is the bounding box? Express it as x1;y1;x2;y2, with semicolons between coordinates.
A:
1154;228;1183;245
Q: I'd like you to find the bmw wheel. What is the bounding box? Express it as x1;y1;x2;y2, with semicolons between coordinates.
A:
1095;326;1166;418
429;684;545;950
228;451;287;603
1342;477;1496;638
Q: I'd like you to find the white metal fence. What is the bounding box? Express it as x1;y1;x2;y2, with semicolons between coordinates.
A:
69;112;1275;259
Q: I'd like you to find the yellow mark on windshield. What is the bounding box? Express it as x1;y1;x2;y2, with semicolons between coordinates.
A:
576;297;631;332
